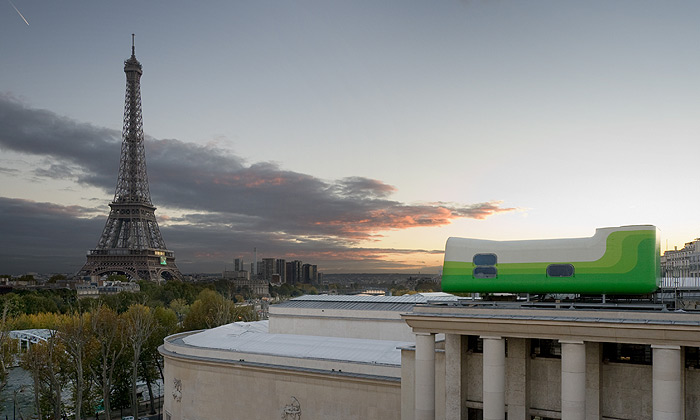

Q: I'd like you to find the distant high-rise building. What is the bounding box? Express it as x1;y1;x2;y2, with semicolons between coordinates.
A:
253;248;258;277
249;262;257;277
78;36;181;282
231;255;320;285
275;258;287;284
233;258;243;272
311;264;318;284
261;258;275;281
302;264;318;284
286;260;302;285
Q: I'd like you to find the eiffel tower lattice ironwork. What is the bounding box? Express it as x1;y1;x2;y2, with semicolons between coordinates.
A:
78;35;182;282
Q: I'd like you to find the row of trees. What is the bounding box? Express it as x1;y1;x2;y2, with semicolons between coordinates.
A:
0;284;258;420
0;276;321;318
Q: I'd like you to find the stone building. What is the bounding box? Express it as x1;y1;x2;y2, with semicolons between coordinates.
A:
222;269;269;297
662;239;700;279
160;295;700;420
160;294;454;420
401;302;700;420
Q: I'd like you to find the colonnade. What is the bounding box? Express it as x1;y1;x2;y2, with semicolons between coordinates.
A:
414;333;683;420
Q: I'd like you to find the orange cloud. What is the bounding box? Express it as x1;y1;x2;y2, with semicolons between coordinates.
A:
313;201;516;239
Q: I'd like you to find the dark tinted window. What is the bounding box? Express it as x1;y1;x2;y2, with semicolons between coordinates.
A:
473;266;497;278
686;347;700;369
467;408;483;420
467;336;483;353
473;253;497;266
547;264;574;277
603;343;652;365
531;339;561;359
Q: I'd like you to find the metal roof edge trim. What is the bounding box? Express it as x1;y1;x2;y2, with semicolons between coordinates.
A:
167;335;406;368
158;344;401;383
400;311;700;327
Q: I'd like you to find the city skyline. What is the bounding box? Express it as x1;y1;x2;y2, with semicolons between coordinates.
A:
2;1;700;275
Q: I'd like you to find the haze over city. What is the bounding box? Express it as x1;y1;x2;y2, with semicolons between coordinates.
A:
1;1;699;275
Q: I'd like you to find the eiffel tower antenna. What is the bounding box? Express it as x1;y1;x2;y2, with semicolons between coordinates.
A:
78;36;182;282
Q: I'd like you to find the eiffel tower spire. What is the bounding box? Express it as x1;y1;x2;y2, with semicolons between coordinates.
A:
78;36;182;282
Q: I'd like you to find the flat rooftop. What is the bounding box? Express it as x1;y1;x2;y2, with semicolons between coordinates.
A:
273;293;459;312
175;320;411;366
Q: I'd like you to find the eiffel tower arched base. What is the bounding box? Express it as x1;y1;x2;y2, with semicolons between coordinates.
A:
78;251;183;282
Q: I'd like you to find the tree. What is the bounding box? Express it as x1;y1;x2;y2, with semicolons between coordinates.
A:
181;289;218;331
141;306;177;415
0;294;25;318
20;331;68;420
91;305;126;420
59;311;95;420
160;280;199;305
48;274;67;283
169;298;189;327
0;302;16;398
123;304;157;420
106;274;128;283
109;355;132;416
415;281;436;292
182;289;257;331
21;292;60;314
99;291;146;314
18;274;35;283
20;342;44;420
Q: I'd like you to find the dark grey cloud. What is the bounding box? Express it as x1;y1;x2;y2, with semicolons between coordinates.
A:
0;94;516;274
0;196;442;275
331;177;396;199
32;160;82;179
0;197;105;275
0;167;19;176
0;95;121;190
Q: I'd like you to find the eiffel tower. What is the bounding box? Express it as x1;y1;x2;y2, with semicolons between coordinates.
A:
78;35;182;282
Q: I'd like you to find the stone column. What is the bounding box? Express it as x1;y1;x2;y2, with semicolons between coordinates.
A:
652;345;681;420
445;334;468;420
561;340;586;420
506;338;529;420
415;332;436;420
585;342;601;420
482;336;505;420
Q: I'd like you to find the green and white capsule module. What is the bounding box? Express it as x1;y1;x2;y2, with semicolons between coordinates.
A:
441;225;660;295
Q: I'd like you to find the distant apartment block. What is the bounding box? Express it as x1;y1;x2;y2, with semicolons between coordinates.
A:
275;258;287;283
302;263;318;284
222;270;249;280
661;238;700;278
261;258;275;281
75;280;140;298
222;269;269;297
229;255;319;290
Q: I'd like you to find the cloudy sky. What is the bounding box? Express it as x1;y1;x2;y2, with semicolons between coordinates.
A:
1;1;699;275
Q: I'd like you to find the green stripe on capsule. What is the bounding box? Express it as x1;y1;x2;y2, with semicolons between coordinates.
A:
441;230;658;294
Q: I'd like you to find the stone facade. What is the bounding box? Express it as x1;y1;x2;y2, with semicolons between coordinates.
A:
160;295;700;420
269;306;416;341
162;356;400;420
401;304;700;420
